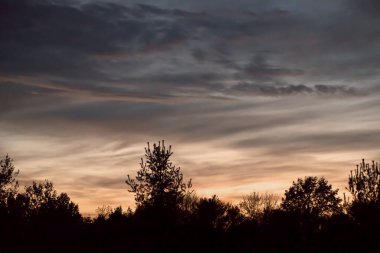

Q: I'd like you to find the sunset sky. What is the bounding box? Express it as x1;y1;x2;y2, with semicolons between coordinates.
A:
1;0;380;215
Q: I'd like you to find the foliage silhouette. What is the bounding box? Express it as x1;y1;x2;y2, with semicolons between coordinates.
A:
282;176;342;217
126;141;192;209
0;155;19;205
3;150;380;252
195;195;242;230
348;159;380;204
108;206;132;223
347;159;380;229
19;180;82;223
94;204;113;222
239;192;280;220
168;191;199;226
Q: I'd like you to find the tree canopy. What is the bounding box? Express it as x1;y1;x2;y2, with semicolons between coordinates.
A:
281;176;341;217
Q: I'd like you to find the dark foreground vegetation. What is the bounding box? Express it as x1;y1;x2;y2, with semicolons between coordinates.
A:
1;141;380;252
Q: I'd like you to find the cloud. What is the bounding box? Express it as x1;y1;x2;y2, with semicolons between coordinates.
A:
1;0;380;213
347;0;380;17
243;54;304;78
231;83;359;96
1;0;375;103
233;129;380;156
0;1;189;77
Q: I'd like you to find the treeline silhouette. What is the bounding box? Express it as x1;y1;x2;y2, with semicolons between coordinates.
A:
1;141;380;252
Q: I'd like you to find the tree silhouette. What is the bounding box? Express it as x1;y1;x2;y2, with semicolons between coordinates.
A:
282;176;341;217
126;141;192;210
21;180;81;223
195;195;241;230
107;206;132;224
347;159;380;225
0;155;19;205
180;191;200;215
348;159;380;204
239;192;280;220
94;204;113;223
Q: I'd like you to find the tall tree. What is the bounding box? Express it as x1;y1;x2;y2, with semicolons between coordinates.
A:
126;141;192;209
282;176;341;217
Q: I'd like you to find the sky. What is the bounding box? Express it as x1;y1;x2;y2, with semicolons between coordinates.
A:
1;0;380;215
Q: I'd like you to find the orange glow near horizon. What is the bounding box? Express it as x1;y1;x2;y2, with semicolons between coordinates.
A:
6;134;374;215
